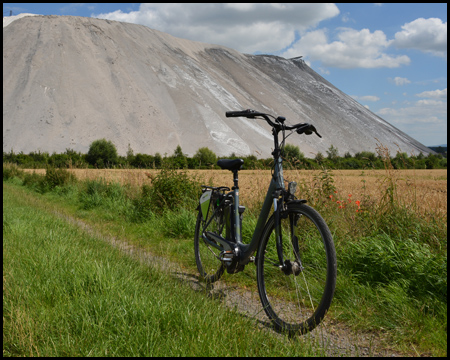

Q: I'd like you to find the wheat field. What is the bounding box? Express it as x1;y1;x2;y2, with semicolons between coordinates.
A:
23;168;447;217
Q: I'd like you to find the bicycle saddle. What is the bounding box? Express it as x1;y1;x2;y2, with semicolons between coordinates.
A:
217;159;244;171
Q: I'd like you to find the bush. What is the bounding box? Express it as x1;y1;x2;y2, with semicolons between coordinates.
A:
86;139;119;168
45;166;76;189
3;162;24;180
146;168;201;213
22;172;48;193
283;144;304;168
194;147;217;168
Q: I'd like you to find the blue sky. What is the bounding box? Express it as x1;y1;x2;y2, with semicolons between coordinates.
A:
4;3;447;146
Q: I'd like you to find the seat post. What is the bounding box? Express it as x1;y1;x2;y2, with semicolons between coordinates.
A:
232;170;239;190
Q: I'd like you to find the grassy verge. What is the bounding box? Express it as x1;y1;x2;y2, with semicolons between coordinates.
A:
4;183;322;357
3;163;447;356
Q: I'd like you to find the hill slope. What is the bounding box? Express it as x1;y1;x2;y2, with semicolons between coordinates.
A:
3;15;433;158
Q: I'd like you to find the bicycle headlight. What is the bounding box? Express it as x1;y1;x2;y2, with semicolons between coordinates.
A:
288;181;297;196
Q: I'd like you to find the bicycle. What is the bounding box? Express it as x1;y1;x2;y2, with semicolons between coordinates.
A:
194;109;337;335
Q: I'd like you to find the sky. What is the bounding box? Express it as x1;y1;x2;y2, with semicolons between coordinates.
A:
3;3;447;146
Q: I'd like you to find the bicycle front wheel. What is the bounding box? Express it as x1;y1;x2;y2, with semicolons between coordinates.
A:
256;203;336;335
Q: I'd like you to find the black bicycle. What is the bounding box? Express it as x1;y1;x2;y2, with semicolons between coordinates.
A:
194;109;337;335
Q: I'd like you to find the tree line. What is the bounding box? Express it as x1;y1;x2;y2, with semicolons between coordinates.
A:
3;138;447;170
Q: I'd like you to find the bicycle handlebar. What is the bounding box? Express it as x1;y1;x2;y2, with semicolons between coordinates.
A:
225;109;322;138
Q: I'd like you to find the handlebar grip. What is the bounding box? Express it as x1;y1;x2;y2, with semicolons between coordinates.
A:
226;111;244;117
226;109;257;118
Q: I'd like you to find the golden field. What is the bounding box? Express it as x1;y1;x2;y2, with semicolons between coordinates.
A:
23;168;447;217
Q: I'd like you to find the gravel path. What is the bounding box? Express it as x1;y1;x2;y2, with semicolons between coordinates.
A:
59;211;411;357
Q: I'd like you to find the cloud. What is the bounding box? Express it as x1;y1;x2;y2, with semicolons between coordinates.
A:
392;18;447;57
377;99;447;145
390;77;411;86
93;3;340;53
352;95;380;102
282;28;410;68
416;88;447;99
378;98;446;125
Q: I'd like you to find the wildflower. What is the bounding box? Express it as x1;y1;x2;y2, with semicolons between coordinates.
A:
329;195;333;199
355;200;361;206
336;200;341;204
348;194;352;197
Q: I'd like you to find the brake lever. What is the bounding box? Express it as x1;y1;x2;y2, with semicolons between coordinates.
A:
296;124;322;138
310;125;322;138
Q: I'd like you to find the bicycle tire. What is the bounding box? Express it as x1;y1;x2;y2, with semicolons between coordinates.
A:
256;202;336;335
194;211;225;284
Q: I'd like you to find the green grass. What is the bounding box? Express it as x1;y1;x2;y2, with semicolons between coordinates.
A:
4;183;321;357
3;163;447;356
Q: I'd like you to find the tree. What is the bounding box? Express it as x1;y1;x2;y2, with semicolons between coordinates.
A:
170;145;188;169
326;145;339;162
86;138;118;168
132;153;154;168
154;153;162;168
126;143;135;164
283;144;304;167
194;147;217;168
315;152;324;164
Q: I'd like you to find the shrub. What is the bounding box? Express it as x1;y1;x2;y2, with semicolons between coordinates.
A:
283;144;304;168
146;168;201;213
45;166;76;189
86;139;119;168
3;162;24;180
22;172;48;193
132;153;155;168
194;147;217;168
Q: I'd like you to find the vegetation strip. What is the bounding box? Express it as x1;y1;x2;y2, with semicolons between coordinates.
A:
3;139;447;170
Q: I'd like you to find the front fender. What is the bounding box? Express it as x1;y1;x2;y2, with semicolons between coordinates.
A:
286;199;307;208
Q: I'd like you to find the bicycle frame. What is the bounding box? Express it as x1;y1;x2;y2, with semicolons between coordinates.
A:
201;126;288;268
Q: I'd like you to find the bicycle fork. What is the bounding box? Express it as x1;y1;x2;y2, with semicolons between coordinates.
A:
273;194;304;276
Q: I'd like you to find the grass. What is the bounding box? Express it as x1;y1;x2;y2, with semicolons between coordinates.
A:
4;183;322;357
3;162;447;356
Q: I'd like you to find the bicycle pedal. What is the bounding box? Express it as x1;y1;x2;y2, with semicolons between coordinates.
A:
220;250;234;263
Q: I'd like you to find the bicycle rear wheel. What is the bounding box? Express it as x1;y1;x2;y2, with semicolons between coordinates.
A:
256;203;336;335
194;210;225;284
